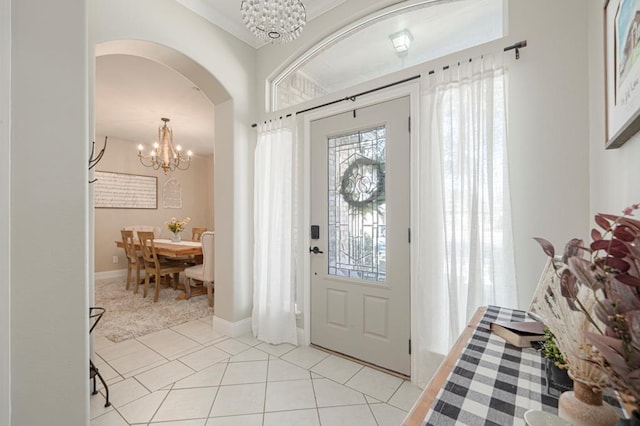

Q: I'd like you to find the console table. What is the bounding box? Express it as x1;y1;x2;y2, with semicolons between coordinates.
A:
404;305;626;425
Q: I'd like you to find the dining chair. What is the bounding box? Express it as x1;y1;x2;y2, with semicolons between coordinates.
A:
138;231;188;302
123;224;161;238
188;227;208;265
191;227;207;242
120;229;142;292
184;231;215;307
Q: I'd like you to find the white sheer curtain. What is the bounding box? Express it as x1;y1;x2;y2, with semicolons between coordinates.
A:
252;116;298;345
414;57;517;387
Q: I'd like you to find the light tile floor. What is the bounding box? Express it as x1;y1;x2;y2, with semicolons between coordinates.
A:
90;315;422;425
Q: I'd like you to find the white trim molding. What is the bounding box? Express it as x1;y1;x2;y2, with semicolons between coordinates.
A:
269;0;442;111
94;269;128;281
212;315;252;337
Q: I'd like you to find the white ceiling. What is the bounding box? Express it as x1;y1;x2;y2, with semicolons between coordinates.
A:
95;54;216;156
95;0;348;156
176;0;348;49
95;0;501;157
295;0;503;94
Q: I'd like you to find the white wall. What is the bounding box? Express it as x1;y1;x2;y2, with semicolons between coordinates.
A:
212;100;237;322
505;0;590;307
11;0;89;424
90;0;257;324
588;1;640;214
0;0;10;423
255;0;591;311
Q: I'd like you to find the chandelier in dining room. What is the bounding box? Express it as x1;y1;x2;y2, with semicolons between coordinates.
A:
137;117;192;174
240;0;306;43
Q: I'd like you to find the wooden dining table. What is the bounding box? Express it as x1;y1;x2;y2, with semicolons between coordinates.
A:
115;238;203;258
114;238;206;300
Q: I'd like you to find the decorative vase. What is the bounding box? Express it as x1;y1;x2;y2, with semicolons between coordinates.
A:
171;232;181;242
614;410;640;426
558;379;619;426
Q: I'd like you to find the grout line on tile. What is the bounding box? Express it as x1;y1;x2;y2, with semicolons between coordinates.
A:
262;358;270;417
147;386;173;425
343;364;364;386
205;383;222;420
102;359;126;384
386;379;409;407
176;357;194;372
311;401;376;411
304;356;329;372
165;344;207;361
310;370;320;411
170;324;215;344
95;406;130;426
121;359;170;379
365;400;378;425
133;375;154;398
135;334;191;360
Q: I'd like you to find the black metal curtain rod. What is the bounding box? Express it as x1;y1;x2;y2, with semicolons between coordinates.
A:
251;40;527;128
503;40;527;59
427;39;528;75
251;75;419;128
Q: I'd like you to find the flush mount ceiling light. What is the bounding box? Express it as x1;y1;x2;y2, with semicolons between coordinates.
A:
390;29;413;57
240;0;306;43
137;118;192;174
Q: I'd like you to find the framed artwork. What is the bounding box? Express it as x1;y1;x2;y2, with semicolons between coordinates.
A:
162;178;183;209
94;171;157;209
605;0;640;149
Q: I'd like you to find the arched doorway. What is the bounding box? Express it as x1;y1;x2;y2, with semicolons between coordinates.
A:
92;40;229;316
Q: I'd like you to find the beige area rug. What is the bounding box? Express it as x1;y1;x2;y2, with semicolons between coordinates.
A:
94;277;213;343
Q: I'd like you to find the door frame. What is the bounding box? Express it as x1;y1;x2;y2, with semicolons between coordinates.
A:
299;81;421;380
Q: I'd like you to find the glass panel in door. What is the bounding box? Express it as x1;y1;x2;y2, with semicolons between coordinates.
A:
327;126;386;283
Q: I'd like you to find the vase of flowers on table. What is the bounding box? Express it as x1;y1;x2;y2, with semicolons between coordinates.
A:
167;216;190;242
528;253;616;425
534;203;640;425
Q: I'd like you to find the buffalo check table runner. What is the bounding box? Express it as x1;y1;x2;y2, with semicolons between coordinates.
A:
422;305;626;426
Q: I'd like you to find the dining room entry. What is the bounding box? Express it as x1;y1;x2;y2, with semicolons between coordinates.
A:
309;96;411;376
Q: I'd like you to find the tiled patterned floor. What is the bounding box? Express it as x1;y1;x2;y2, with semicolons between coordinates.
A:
90;315;422;425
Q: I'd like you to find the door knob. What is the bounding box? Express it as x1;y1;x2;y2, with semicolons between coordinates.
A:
309;246;324;254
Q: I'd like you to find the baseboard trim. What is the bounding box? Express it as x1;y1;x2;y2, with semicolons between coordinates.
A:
212;316;252;337
95;269;128;280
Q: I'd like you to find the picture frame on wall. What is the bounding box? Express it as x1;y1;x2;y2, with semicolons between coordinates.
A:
605;0;640;149
94;171;158;209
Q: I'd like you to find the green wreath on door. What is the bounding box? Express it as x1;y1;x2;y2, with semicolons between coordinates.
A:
339;157;385;209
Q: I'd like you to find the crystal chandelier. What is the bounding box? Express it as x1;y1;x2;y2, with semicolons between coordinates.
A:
240;0;306;43
137;118;192;174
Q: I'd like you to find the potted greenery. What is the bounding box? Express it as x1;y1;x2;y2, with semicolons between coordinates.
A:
536;328;573;396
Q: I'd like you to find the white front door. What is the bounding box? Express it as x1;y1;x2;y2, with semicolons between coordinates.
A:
310;96;411;375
